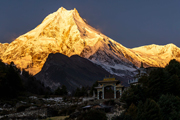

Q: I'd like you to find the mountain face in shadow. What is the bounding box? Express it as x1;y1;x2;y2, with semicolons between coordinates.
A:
35;53;115;91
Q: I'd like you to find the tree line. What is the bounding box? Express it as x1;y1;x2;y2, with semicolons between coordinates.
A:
0;60;51;99
113;59;180;120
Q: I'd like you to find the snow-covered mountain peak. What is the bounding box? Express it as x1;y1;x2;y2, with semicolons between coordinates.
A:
0;7;117;75
132;43;179;55
0;7;180;78
165;43;177;49
131;43;180;67
57;7;67;11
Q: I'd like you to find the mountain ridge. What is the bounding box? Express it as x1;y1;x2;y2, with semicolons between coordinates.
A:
131;43;180;67
0;7;179;78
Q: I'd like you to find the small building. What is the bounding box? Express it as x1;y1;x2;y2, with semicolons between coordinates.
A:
128;62;147;85
95;76;124;99
128;78;139;85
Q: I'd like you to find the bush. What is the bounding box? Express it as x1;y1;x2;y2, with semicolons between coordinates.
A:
16;105;30;112
0;110;12;115
77;110;107;120
112;112;132;120
58;105;77;116
103;99;115;106
54;85;67;96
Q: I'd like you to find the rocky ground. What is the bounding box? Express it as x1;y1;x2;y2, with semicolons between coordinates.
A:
0;96;124;119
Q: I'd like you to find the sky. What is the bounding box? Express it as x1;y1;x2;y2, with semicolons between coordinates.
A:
0;0;180;48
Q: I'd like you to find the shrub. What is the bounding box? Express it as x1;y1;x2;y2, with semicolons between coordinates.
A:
58;105;77;116
77;109;107;120
16;105;30;112
103;99;115;106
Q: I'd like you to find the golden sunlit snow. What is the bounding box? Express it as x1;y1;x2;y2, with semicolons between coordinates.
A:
0;7;107;75
0;7;179;75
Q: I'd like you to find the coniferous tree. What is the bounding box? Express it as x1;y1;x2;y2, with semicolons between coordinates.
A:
0;61;24;98
54;85;68;96
119;59;180;119
165;59;180;78
147;68;169;100
125;103;137;120
121;84;146;108
90;81;98;96
167;74;180;96
61;85;68;95
75;87;81;97
137;99;161;120
158;94;180;120
54;87;61;95
136;101;145;120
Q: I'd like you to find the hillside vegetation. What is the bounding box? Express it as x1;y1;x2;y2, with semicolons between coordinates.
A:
113;59;180;120
0;60;51;100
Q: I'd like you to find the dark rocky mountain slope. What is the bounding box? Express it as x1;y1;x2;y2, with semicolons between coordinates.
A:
35;53;127;91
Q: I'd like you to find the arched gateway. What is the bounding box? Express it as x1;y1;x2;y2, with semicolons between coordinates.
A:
95;76;124;99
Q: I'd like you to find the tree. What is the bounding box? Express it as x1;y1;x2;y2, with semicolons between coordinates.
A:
136;101;144;120
125;103;137;120
121;84;146;108
6;64;23;96
54;87;61;95
146;68;169;100
165;59;180;78
137;99;161;120
54;85;68;96
0;61;24;98
75;87;81;97
119;60;180;120
61;85;68;95
158;94;180;120
166;74;180;96
138;65;180;100
90;81;98;96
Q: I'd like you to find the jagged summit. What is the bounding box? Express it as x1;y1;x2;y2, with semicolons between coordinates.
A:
0;7;179;77
0;7;128;75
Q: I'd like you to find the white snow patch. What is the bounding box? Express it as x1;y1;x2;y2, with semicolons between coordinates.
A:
43;97;62;102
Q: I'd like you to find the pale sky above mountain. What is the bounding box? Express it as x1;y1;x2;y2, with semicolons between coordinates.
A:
0;0;180;48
